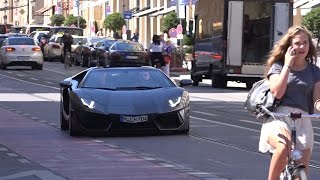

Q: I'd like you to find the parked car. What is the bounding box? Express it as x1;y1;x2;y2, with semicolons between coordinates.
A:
191;37;223;86
6;33;28;37
28;30;49;45
9;26;26;33
0;37;43;70
59;67;192;136
70;36;90;63
102;41;150;67
25;25;51;35
47;26;83;38
73;36;106;66
87;38;118;67
43;34;63;62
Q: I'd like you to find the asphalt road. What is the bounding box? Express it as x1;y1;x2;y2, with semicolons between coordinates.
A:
0;62;319;180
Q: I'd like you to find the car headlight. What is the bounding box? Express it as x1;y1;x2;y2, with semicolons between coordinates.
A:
81;98;95;109
169;97;181;108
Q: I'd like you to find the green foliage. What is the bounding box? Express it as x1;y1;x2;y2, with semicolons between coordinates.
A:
183;34;195;45
64;15;86;29
302;7;320;40
103;13;126;32
162;12;180;33
50;14;65;26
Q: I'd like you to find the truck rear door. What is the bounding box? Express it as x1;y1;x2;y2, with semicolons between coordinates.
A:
226;1;243;67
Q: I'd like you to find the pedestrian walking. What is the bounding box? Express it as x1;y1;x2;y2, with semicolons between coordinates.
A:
162;40;174;76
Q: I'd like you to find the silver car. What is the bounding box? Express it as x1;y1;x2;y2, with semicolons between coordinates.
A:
0;37;43;70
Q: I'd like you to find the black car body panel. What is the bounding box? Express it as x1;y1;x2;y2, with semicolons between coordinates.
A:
59;67;190;136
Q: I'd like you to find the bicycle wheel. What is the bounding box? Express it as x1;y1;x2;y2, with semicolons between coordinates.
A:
292;168;307;180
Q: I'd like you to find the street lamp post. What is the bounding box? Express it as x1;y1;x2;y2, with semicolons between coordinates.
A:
3;0;8;25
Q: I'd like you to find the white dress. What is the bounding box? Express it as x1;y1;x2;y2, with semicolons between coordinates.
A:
259;106;314;153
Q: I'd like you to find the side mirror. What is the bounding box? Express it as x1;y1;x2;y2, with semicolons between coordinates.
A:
179;79;193;87
59;80;72;88
89;44;94;48
78;42;82;45
104;47;109;51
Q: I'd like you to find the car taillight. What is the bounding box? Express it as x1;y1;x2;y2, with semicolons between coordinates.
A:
212;54;222;59
52;44;60;49
32;47;41;51
5;47;15;51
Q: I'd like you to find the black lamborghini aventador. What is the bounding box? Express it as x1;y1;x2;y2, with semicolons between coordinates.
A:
59;67;192;136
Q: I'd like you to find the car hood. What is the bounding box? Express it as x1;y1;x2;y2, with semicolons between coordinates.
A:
79;88;186;114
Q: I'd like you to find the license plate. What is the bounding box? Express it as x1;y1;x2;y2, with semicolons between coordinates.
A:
126;55;138;59
17;56;30;61
120;115;148;123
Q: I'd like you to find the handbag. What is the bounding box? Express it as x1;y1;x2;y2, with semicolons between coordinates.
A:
244;79;281;119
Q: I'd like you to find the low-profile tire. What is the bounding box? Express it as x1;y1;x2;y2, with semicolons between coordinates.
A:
180;124;190;134
1;63;7;70
37;64;43;70
60;102;68;130
48;52;53;62
87;55;92;67
68;104;82;136
292;168;307;180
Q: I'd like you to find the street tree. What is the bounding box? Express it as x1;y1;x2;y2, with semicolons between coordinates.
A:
302;7;320;46
50;14;65;26
64;15;87;29
103;13;126;32
162;12;180;33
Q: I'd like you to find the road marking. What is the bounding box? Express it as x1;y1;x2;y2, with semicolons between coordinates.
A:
30;78;38;81
0;93;59;102
17;159;30;163
239;119;262;125
45;81;54;84
0;170;66;180
16;74;24;77
6;153;18;157
0;74;59;90
193;111;218;116
191;116;260;132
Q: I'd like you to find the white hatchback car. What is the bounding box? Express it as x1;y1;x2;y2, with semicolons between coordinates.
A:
43;34;87;62
0;37;43;70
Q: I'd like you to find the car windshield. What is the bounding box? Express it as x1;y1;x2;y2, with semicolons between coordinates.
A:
8;38;35;45
90;38;103;45
0;36;8;46
115;43;144;51
73;38;87;45
81;69;175;90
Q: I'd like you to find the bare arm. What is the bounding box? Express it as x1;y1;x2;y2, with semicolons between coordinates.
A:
269;46;296;99
313;82;320;112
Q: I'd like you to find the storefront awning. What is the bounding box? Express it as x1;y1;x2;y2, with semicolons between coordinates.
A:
133;6;164;17
37;6;54;14
36;7;47;13
149;6;176;17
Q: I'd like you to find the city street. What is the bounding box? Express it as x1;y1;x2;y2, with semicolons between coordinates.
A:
0;62;319;180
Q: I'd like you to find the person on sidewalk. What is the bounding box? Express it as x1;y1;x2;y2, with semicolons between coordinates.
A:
96;28;103;36
61;31;73;69
162;40;174;76
148;35;165;69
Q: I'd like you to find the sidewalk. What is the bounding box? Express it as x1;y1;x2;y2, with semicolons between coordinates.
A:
0;106;225;180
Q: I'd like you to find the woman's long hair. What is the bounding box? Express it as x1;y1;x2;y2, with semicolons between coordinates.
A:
264;25;317;77
152;35;160;45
